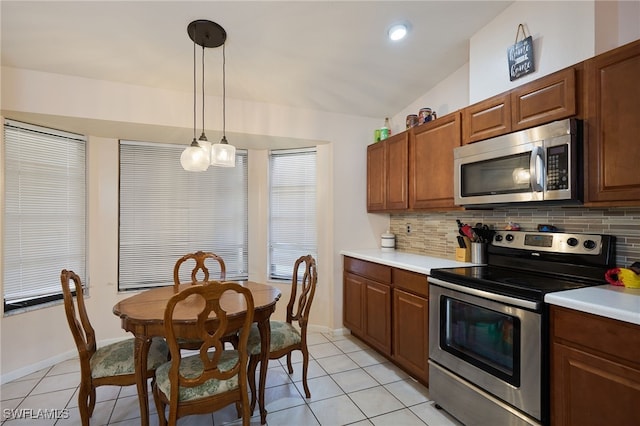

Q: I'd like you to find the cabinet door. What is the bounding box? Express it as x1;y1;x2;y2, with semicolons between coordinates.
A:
551;342;640;426
343;271;365;336
462;93;511;144
393;288;429;383
511;67;576;130
585;40;640;204
364;280;392;355
366;142;386;211
410;112;461;209
385;133;409;210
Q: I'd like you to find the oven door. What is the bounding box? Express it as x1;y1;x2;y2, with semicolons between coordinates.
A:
429;278;542;421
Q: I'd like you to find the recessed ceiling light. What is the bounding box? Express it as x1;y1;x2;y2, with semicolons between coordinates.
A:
388;24;408;41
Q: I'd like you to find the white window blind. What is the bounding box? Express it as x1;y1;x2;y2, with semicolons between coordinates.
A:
269;148;317;280
3;120;86;312
119;141;248;290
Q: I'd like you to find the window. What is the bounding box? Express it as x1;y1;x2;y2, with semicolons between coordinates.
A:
268;148;317;280
3;120;86;312
119;141;248;290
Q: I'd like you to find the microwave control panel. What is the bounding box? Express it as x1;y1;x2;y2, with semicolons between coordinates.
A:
546;144;569;191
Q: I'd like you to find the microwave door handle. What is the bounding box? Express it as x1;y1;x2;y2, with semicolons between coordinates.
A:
530;146;544;192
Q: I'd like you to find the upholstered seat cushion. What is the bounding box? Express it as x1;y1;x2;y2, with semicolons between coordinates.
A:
154;351;240;401
247;321;301;356
90;337;168;379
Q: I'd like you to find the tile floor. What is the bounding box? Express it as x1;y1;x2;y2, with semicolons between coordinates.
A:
1;332;463;425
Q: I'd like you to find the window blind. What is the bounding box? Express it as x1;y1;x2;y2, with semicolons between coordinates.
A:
268;148;317;280
3;120;86;311
119;141;248;290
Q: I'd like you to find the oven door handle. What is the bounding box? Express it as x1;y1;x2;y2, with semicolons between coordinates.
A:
429;277;542;311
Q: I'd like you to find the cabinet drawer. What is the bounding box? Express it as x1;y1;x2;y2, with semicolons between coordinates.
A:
392;268;428;297
551;306;640;367
344;257;391;284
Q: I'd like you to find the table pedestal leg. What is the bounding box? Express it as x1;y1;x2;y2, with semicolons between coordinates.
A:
257;319;271;424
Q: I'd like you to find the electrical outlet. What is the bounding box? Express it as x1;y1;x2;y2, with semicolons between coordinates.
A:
406;223;411;234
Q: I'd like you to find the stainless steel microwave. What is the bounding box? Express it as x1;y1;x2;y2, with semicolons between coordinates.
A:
454;118;582;207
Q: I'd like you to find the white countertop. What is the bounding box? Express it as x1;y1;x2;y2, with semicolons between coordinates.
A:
340;248;476;275
545;285;640;326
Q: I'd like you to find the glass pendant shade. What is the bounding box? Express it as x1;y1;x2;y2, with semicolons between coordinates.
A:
180;140;210;171
211;137;236;167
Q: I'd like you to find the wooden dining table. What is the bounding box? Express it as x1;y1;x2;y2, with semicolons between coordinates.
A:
112;281;281;426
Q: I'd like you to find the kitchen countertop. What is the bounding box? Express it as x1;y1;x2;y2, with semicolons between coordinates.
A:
340;248;476;275
545;285;640;326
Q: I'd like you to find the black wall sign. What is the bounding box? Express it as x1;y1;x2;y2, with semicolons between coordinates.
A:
507;24;535;81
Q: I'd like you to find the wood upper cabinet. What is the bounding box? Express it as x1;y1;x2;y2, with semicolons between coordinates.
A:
511;67;576;130
385;133;409;210
366;132;409;212
366;142;385;211
550;306;640;425
462;93;511;144
392;268;429;384
462;66;577;144
410;112;461;210
584;39;640;204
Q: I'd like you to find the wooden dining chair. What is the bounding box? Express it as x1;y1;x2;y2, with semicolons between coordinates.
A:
152;281;255;426
60;269;169;426
247;254;317;411
173;251;226;290
172;251;237;349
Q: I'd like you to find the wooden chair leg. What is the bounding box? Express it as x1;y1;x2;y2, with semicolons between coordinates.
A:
78;384;91;426
247;354;259;413
301;348;311;398
286;352;294;374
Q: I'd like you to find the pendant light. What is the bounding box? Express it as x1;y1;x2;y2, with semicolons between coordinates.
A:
180;23;209;171
181;20;235;170
210;42;236;167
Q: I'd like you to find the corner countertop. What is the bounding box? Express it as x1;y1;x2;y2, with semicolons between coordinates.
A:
545;285;640;326
340;248;476;275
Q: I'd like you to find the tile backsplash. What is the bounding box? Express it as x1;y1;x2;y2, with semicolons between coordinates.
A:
390;207;640;268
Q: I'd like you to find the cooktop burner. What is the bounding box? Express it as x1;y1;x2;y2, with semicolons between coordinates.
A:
430;265;602;302
430;230;616;303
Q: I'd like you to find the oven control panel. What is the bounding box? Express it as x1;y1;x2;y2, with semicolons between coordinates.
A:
492;231;602;255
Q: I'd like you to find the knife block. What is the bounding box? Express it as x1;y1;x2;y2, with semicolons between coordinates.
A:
455;236;471;262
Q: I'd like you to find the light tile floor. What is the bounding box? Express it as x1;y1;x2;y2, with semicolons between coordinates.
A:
1;332;463;425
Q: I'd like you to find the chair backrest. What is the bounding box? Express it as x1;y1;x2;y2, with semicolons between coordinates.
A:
173;251;226;290
286;255;317;331
163;281;255;398
60;269;96;371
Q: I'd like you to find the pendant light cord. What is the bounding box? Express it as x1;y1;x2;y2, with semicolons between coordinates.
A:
222;43;226;139
201;45;206;139
192;33;197;142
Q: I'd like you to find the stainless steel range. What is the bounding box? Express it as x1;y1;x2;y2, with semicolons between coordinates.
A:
428;230;616;426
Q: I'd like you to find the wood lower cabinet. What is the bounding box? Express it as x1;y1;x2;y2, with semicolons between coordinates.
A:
343;257;392;356
364;279;392;355
343;256;429;384
550;305;640;425
410;112;461;210
392;268;429;384
366;132;409;212
584;39;640;204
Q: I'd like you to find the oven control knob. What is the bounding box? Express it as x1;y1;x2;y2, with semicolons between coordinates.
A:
567;237;579;247
583;239;597;250
505;234;514;242
495;234;503;242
